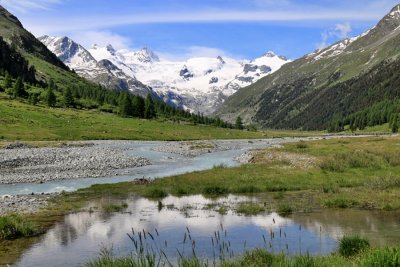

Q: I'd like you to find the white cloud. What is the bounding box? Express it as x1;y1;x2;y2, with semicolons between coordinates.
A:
24;9;381;35
316;22;352;49
0;0;62;13
335;22;352;39
157;46;237;61
69;31;131;50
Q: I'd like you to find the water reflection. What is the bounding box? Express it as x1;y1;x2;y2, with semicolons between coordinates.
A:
15;195;400;267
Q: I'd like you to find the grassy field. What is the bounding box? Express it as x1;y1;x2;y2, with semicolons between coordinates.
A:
0;94;323;142
0;94;267;141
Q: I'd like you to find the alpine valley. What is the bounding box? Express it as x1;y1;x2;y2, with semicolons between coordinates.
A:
39;35;289;114
216;4;400;130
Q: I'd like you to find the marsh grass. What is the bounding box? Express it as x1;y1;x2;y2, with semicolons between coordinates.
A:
85;228;399;267
145;188;168;199
339;236;370;257
0;214;39;240
295;141;309;149
236;203;265;215
277;204;293;216
103;203;129;213
203;186;229;196
323;197;358;209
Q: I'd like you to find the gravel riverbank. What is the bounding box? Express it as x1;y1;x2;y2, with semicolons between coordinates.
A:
0;143;150;185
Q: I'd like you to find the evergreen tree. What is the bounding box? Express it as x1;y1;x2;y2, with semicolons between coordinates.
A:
63;87;75;107
144;94;156;119
12;77;26;98
235;116;244;130
46;87;57;107
119;93;133;117
4;72;12;89
28;92;39;106
391;114;399;133
132;95;145;118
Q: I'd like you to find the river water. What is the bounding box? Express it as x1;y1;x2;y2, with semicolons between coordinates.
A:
14;195;400;267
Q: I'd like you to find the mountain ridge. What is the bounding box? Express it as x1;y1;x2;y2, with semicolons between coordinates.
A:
215;4;400;130
41;36;289;114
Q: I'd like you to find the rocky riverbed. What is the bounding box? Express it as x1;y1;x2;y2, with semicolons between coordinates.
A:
0;193;55;215
0;143;150;184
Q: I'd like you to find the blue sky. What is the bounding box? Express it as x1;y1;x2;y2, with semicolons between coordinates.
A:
1;0;399;60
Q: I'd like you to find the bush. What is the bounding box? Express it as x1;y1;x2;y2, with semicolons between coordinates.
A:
296;141;309;149
319;158;346;172
339;235;370;257
0;214;38;240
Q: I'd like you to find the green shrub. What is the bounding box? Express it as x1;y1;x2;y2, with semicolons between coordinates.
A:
319;158;346;172
339;235;370;257
0;214;38;240
296;141;309;149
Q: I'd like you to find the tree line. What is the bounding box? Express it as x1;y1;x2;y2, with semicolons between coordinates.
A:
1;74;246;129
327;99;400;133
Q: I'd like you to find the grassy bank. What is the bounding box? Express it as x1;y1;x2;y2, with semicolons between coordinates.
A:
87;246;400;267
0;94;321;141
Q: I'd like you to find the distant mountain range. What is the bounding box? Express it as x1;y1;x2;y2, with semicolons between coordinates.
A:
216;4;400;130
40;36;289;114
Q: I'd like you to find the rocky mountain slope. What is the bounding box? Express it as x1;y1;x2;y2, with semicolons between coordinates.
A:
216;4;400;130
39;36;154;97
41;36;289;114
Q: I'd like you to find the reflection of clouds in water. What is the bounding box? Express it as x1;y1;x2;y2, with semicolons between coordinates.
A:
18;195;399;266
71;195;293;240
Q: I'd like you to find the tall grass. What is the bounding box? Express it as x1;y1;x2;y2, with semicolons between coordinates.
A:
0;214;38;240
85;229;400;267
339;235;370;257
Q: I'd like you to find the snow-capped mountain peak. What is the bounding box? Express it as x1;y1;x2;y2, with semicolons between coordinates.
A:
39;35;154;98
41;36;289;114
106;44;116;55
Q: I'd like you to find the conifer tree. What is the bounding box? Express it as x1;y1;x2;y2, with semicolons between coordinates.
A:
392;114;399;133
46;87;57;107
144;94;156;119
63;87;75;107
12;77;26;98
4;72;12;89
235;116;244;130
119;93;133;117
132;95;145;118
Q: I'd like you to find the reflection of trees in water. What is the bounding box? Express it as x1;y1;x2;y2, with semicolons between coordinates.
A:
292;210;400;246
